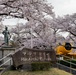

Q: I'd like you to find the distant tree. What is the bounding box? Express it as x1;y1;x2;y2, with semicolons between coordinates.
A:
0;22;4;33
54;14;76;44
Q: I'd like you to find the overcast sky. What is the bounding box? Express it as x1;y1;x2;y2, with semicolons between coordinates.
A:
48;0;76;16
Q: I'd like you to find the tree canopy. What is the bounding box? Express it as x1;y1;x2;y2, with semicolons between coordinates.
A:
0;0;76;49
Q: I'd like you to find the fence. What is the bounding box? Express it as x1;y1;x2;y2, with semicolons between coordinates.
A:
56;55;76;75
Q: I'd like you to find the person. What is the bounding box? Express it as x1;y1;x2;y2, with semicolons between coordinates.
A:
2;26;11;46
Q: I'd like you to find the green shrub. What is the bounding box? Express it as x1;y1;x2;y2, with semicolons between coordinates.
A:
31;62;52;71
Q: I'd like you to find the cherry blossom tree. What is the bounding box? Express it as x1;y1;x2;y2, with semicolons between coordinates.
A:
0;23;4;33
0;0;55;48
53;14;76;44
0;0;69;49
0;0;55;19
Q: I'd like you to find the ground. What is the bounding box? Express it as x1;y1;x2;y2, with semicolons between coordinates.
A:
2;68;72;75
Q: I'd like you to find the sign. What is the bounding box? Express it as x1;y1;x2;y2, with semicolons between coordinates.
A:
12;48;56;67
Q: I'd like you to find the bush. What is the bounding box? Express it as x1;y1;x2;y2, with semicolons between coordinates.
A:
31;62;52;71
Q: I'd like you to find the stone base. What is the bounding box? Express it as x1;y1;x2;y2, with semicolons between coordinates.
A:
0;46;15;51
1;46;12;48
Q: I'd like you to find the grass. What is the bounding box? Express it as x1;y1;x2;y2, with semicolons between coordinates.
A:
2;68;73;75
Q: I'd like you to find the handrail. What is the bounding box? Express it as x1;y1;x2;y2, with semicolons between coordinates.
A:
0;47;23;68
57;54;72;59
0;51;15;68
57;62;76;71
0;59;12;67
60;58;76;66
62;55;76;61
57;55;76;74
14;46;25;53
61;54;76;62
57;55;76;69
62;55;71;59
0;47;20;72
0;47;21;68
0;52;13;61
57;54;76;61
57;63;71;70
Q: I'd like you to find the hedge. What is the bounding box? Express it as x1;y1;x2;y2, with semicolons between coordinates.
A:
31;62;52;71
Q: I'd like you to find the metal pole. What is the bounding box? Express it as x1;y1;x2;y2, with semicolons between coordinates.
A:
57;55;59;68
70;58;72;74
18;23;20;41
2;49;4;63
10;59;11;65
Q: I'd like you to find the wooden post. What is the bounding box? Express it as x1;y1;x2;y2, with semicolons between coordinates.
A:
43;52;46;61
36;52;39;61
